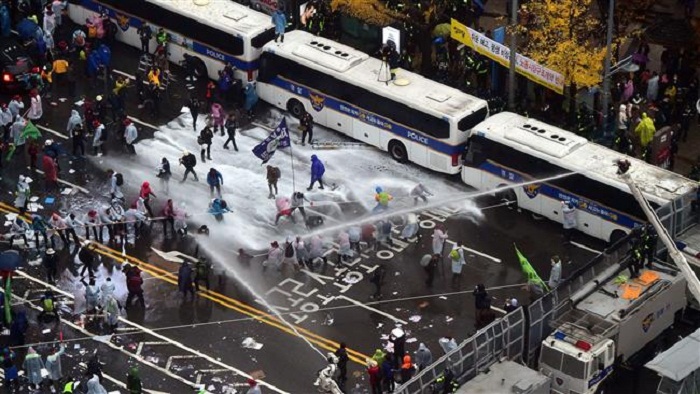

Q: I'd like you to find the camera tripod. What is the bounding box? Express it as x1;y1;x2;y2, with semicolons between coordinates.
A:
377;58;392;85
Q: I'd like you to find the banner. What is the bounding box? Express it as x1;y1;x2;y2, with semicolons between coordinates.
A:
252;118;291;164
451;18;565;94
514;244;549;292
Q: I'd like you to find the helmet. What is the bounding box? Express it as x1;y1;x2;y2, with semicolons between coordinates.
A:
18;175;25;182
92;120;100;127
123;118;131;125
375;186;382;193
182;150;189;156
96;95;103;102
44;139;53;146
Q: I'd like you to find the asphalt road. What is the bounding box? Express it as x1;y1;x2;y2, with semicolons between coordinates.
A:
0;39;610;393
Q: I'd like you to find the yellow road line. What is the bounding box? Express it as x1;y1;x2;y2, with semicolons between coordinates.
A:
0;202;370;364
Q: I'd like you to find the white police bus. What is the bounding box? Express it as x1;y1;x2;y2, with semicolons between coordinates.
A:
68;0;276;81
256;30;489;174
462;112;697;242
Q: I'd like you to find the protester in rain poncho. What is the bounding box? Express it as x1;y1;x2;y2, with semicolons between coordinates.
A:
401;213;419;240
274;196;294;225
308;235;327;264
281;237;299;272
449;247;466;277
264;241;284;271
87;373;108;394
82;278;101;313
348;226;361;253
208;198;230;221
174;202;189;236
45;344;66;390
635;112;656;148
376;220;393;247
432;224;448;255
411;183;433;204
337;231;352;262
14;175;31;212
100;278;115;307
23;347;45;389
103;293;120;330
415;343;433;371
294;236;310;269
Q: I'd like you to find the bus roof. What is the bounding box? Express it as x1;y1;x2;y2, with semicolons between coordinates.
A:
473;112;697;203
263;30;488;120
147;0;273;38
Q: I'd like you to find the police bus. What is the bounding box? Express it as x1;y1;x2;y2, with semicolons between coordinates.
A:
462;112;697;243
68;0;276;81
256;30;489;174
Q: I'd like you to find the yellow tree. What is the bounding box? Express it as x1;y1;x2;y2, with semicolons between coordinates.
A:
329;0;402;26
520;0;610;89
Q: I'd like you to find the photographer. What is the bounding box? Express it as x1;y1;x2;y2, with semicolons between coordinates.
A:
380;42;400;81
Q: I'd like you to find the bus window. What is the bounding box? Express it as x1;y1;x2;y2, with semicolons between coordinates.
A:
458;107;489;131
464;137;485;166
258;53;280;82
252;28;277;49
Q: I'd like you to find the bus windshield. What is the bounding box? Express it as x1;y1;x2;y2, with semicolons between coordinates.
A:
252;28;277;49
458;107;488;132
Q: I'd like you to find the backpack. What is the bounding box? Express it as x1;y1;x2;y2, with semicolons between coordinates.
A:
284;243;294;258
272;167;281;179
42;298;54;312
115;173;124;186
128;274;143;289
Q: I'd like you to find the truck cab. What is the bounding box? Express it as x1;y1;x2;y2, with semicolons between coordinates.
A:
539;324;615;394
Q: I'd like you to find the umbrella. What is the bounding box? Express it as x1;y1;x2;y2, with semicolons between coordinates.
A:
21;121;42;140
0;250;23;271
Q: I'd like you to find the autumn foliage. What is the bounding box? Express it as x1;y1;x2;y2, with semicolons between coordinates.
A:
329;0;402;26
520;0;612;88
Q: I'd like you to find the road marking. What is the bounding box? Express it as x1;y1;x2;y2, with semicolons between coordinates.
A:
15;269;290;394
445;240;502;263
0;201;369;364
570;241;603;255
87;237;369;362
335;295;408;325
112;68;136;80
127;115;159;130
26;167;90;194
150;247;198;263
4;277;196;391
37;124;68;140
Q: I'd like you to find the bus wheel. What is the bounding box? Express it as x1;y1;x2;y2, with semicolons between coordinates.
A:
287;99;305;118
609;230;627;246
389;141;408;163
497;187;517;208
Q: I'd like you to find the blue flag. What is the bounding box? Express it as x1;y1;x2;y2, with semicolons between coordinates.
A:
252;118;291;164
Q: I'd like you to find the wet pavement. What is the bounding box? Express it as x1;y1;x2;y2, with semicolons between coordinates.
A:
0;38;607;393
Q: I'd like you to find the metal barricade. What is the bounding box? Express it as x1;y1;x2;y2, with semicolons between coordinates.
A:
394;307;526;394
395;233;633;393
524;234;631;366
